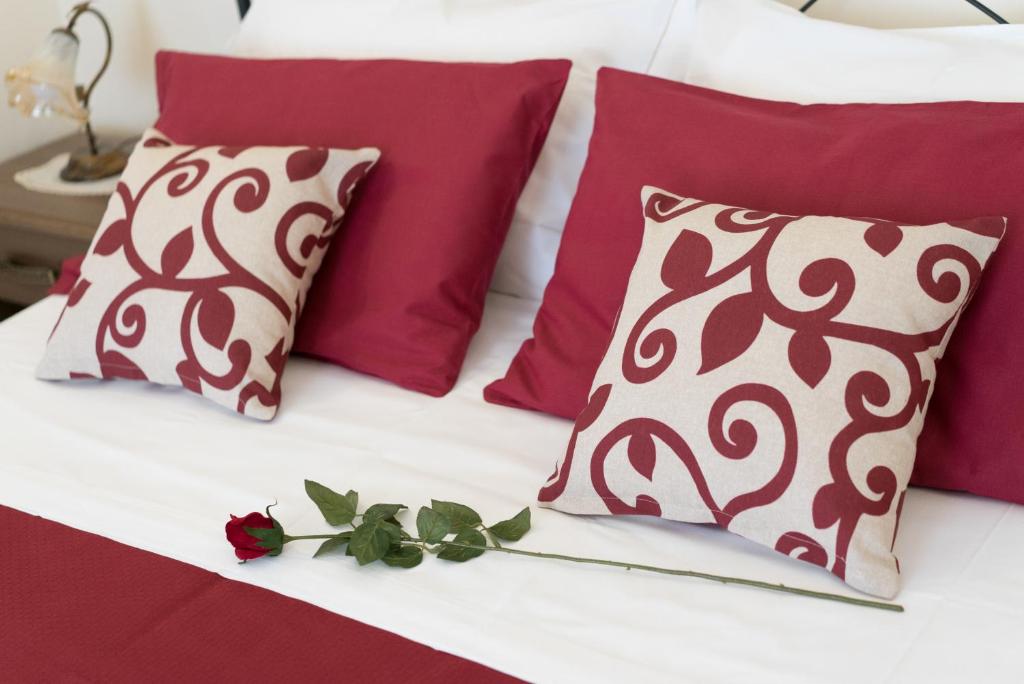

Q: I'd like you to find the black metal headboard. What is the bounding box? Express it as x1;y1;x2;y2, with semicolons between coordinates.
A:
237;0;1007;24
800;0;1008;23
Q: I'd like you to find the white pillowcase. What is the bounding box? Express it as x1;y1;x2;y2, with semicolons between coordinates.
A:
231;0;698;301
674;0;1024;103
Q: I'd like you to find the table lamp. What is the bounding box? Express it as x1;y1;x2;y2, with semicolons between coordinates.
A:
4;2;127;182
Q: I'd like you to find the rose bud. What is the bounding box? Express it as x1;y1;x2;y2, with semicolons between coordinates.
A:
226;510;284;561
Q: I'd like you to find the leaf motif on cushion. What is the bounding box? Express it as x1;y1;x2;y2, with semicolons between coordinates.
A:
811;482;843;530
578;384;612;432
286;147;329;182
621;228;716;385
92;219;130;256
217;146;249;159
627;432;657;481
788;330;831;389
699;292;763;375
197;290;236;351
863;221;903;257
661;229;713;296
160;227;194;277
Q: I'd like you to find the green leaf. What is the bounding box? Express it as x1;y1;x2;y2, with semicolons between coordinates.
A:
431;500;482;531
384;521;412;540
349;519;394;565
244;524;284;557
381;521;403;543
304;480;358;526
488;507;531;542
437;528;487;562
382;545;423;568
313;532;352;558
363;503;407;523
416;506;451;544
379;515;408;535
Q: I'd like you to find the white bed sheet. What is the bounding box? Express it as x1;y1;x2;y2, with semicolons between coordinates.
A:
1;295;1022;683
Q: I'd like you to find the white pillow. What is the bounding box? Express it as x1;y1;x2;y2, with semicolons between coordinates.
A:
231;0;697;301
670;0;1024;103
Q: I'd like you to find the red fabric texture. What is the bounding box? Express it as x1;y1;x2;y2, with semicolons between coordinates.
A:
2;506;515;683
48;254;84;296
486;67;1024;504
155;51;570;396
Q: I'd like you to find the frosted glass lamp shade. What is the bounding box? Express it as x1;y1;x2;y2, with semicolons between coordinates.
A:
5;29;88;123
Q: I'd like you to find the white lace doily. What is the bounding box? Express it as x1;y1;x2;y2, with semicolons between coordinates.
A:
14;153;120;196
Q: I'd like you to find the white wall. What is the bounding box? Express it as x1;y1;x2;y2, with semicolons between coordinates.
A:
0;0;63;161
56;0;240;137
0;0;239;162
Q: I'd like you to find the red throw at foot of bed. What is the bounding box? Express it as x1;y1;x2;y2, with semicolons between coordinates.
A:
2;506;516;682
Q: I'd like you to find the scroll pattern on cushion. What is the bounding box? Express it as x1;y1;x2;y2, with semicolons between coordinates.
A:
539;187;1004;597
37;130;380;420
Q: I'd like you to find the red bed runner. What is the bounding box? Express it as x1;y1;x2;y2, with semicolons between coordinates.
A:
2;506;516;682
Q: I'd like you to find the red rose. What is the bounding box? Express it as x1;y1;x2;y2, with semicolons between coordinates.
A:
226;511;283;560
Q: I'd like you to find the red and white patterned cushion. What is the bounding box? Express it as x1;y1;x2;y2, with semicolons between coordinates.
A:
37;130;379;420
539;186;1004;597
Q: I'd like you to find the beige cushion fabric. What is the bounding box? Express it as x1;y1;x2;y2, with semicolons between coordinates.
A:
37;130;379;420
540;186;1004;597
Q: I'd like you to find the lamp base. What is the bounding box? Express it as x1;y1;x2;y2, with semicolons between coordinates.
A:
59;147;127;182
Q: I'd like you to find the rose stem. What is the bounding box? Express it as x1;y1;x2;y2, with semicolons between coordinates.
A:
281;533;903;612
427;539;904;613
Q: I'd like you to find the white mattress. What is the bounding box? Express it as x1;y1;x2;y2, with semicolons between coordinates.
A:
1;294;1022;683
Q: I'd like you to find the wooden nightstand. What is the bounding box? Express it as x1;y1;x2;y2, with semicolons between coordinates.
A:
0;136;110;317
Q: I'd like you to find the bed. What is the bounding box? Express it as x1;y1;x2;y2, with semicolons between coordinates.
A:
5;0;1024;680
3;294;1023;682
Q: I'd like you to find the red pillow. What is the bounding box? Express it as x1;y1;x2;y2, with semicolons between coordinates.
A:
155;51;570;396
486;67;1024;505
49;254;84;296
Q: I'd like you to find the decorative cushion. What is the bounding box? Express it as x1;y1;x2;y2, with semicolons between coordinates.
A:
155;52;570;397
539;186;1004;598
37;130;380;420
485;67;1024;506
231;0;697;302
